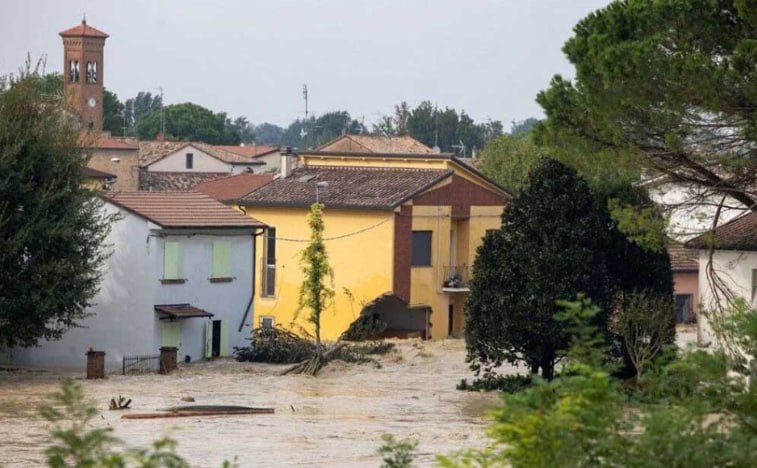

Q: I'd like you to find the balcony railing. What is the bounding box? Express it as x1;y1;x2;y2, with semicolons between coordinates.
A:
442;265;470;291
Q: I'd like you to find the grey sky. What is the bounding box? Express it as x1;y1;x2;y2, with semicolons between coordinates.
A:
0;0;610;128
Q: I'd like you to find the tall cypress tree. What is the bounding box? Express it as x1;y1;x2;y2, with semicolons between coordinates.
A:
466;158;614;379
0;69;113;348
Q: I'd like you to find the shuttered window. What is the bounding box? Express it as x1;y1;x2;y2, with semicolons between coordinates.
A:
212;241;232;278
163;242;183;279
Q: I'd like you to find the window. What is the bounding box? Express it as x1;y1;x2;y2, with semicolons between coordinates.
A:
211;241;232;280
185;153;194;169
86;61;97;84
260;316;275;328
675;294;693;323
68;60;79;82
163;241;183;281
411;231;432;266
261;228;276;297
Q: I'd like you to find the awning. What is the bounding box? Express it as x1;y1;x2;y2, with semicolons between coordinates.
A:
155;304;214;320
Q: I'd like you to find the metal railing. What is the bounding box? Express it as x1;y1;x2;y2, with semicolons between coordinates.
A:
122;354;161;375
442;265;470;289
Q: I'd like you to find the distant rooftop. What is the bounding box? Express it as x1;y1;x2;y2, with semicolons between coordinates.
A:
687;212;757;251
139;141;267;167
317;134;434;154
215;144;278;158
196;172;274;203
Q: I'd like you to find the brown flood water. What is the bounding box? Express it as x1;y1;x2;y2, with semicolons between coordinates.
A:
0;339;508;467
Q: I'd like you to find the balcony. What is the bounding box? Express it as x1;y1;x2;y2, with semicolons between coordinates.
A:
442;266;470;292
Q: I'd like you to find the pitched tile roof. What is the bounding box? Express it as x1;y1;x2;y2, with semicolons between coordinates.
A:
238;166;452;209
687;212;757;251
318;135;434;153
59;21;109;38
667;240;699;272
138;169;227;192
196;172;274;203
214;144;278;158
139;141;266;167
104;192;265;228
81;166;116;179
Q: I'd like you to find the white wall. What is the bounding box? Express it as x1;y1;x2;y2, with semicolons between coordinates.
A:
148;145;232;173
648;181;745;242
697;249;757;345
154;233;255;362
255;152;280;173
11;203;158;370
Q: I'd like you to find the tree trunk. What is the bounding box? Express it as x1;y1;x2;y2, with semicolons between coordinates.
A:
540;354;555;380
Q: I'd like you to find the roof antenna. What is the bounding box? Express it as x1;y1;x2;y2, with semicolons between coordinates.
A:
300;84;309;140
432;103;441;153
82;13;87;24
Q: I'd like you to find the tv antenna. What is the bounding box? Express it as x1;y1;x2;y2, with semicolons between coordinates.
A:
300;84;309;139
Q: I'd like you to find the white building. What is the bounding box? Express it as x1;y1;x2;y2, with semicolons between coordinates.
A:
10;192;265;371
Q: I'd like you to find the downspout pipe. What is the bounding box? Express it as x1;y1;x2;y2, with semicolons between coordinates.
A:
239;226;266;333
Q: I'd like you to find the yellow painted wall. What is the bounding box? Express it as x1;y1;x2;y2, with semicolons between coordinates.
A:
302;154;450;170
250;207;395;340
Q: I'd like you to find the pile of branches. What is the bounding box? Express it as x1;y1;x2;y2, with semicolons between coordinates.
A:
340;313;387;341
234;327;315;364
282;341;396;376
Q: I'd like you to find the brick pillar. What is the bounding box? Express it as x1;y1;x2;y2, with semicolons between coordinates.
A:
86;349;106;379
160;346;178;374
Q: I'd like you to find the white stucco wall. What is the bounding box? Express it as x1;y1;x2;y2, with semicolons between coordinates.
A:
148;145;232;173
11;203;158;370
154;233;255;362
255;152;280;173
697;249;757;345
648;181;745;242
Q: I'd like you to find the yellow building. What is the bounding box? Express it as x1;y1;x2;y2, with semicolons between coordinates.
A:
238;141;511;340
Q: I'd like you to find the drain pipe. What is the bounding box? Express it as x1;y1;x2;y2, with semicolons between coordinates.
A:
239;226;266;333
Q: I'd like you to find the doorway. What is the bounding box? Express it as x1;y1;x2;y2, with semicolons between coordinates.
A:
211;320;222;357
448;304;454;337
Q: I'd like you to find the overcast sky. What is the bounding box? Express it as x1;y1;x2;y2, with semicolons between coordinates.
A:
0;0;610;128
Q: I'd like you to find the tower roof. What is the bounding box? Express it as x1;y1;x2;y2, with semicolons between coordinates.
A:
59;20;108;39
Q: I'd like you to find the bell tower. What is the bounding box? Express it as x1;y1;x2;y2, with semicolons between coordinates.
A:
59;19;108;131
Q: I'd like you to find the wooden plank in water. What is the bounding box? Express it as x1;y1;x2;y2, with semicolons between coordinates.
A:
122;408;274;420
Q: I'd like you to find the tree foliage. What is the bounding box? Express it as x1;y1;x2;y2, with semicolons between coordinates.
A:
536;0;757;211
443;299;757;467
296;203;334;355
466;158;675;380
136;102;240;144
466;159;614;379
0;70;113;348
124;91;162;136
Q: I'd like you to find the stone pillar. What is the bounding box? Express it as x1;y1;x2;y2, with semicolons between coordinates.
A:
160;346;178;374
86;349;106;379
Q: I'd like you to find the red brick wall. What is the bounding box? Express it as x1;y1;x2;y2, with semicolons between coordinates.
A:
393;205;412;301
413;175;507;218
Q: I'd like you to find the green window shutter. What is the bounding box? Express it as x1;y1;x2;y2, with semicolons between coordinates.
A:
212;241;232;278
164;241;183;279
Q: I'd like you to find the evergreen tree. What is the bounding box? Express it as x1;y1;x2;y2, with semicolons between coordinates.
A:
466;159;614;379
0;70;113;348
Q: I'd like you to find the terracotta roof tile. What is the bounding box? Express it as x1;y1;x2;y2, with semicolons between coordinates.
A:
214;144;278;158
59;21;108;38
139;141;266;167
104;192;264;228
667;240;699;271
196;172;274;203
138;169;227;192
81;166;116;179
239;166;452;209
318;135;433;153
687;212;757;251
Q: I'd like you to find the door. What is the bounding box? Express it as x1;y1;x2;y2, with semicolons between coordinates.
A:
448;304;454;337
211;320;222;357
161;321;181;364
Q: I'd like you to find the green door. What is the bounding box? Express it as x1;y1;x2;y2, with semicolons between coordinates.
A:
161;321;181;363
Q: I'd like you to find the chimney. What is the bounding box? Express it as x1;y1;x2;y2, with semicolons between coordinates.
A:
280;146;295;178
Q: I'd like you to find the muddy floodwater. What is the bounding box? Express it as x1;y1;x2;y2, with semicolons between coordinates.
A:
0;339;506;467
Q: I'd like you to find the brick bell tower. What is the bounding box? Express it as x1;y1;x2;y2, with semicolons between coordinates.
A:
59;18;108;131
